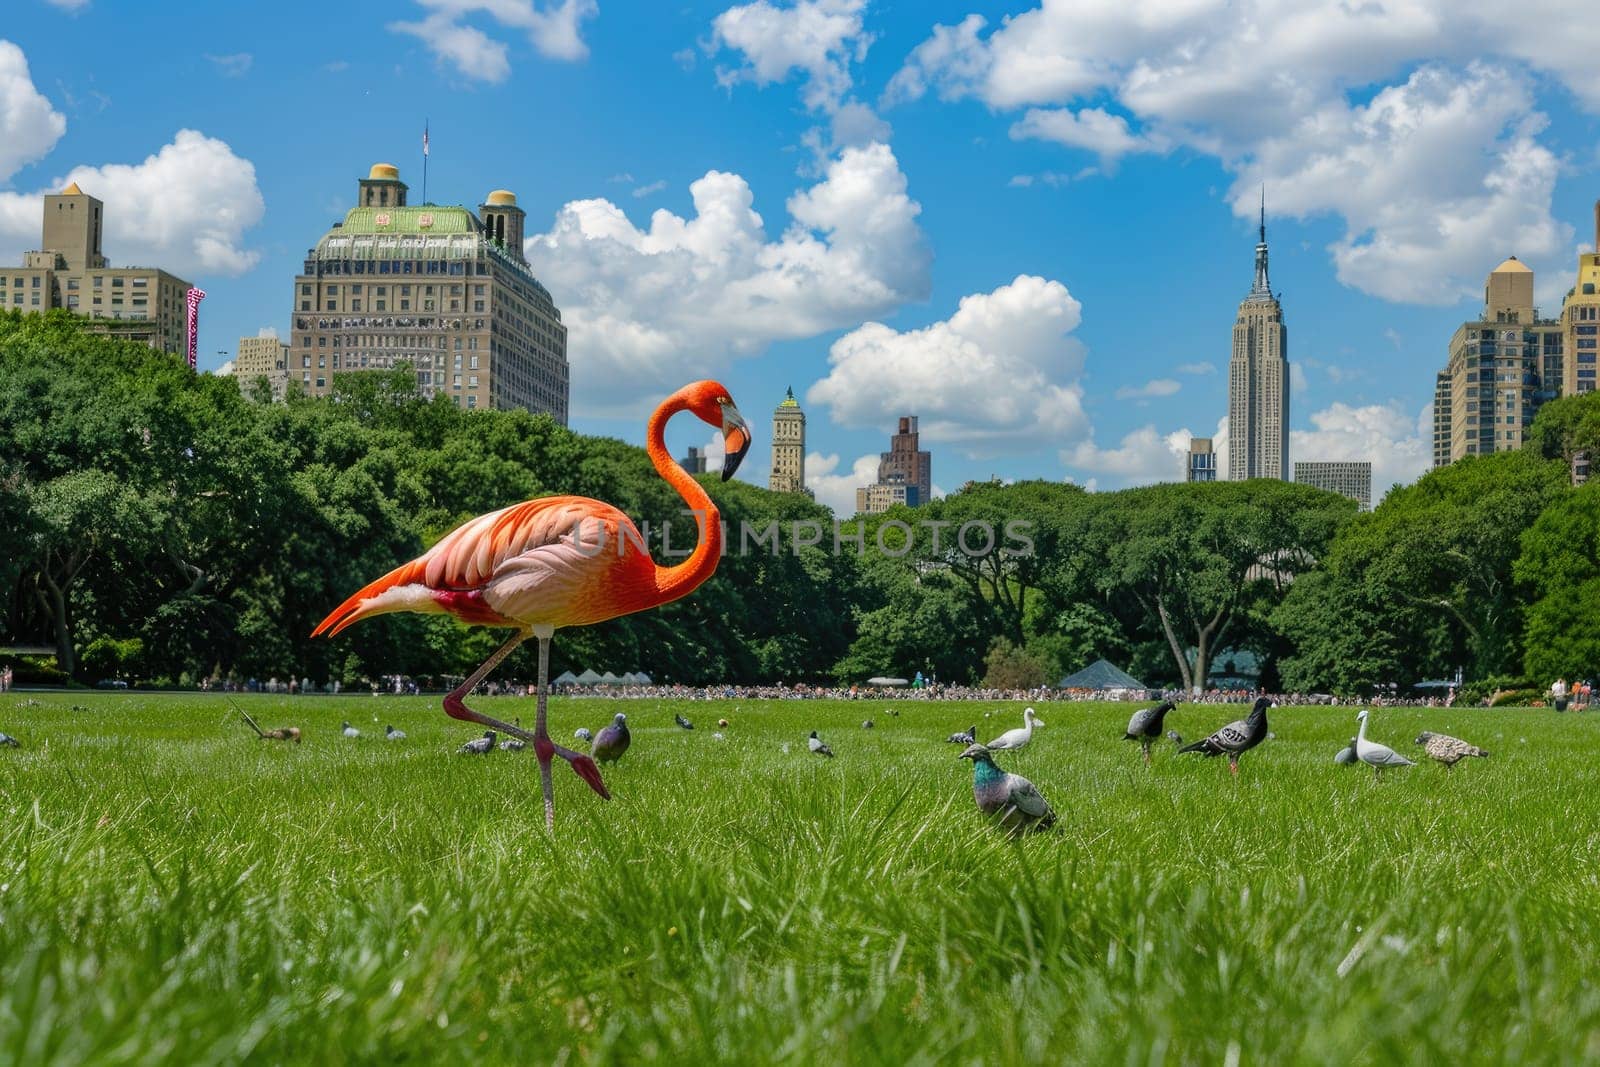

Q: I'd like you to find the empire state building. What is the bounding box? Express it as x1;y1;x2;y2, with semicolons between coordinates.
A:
1228;198;1289;481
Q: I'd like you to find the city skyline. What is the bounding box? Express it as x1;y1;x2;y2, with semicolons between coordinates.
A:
6;3;1600;513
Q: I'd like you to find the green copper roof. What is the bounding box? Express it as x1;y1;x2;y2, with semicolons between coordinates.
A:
338;206;478;235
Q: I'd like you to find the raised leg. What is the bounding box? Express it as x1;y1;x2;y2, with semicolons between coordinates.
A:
443;628;609;829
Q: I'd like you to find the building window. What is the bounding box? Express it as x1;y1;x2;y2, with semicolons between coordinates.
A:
376;301;386;311
466;395;477;409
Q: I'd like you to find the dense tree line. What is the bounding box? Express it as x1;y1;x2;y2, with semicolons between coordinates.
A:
3;311;1598;693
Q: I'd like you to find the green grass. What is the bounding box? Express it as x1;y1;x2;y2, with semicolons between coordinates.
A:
2;693;1599;1064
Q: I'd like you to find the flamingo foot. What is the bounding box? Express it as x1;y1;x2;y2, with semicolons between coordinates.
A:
537;737;610;800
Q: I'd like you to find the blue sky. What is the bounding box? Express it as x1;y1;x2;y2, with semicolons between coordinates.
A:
4;0;1600;512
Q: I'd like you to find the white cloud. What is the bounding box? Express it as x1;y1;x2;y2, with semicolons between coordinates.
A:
390;0;597;81
710;0;870;113
1290;362;1308;394
526;142;929;410
808;274;1088;453
1290;401;1430;498
0;41;67;183
1009;106;1161;164
1062;425;1191;486
205;53;253;78
45;0;90;10
1176;361;1216;375
887;4;1594;305
1006;170;1081;188
0;129;265;277
1114;378;1180;401
631;180;667;199
804;451;880;515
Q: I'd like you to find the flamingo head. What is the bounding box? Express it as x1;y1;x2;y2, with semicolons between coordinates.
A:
683;380;751;481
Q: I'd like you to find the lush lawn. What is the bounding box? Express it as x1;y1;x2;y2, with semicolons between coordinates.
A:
1;693;1598;1064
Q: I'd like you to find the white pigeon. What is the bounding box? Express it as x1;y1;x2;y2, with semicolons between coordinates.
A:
985;707;1044;752
808;731;834;757
1354;709;1415;779
341;721;361;739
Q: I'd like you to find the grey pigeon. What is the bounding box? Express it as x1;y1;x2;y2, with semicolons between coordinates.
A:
1355;709;1414;779
0;730;19;748
862;719;874;729
459;730;495;755
1123;701;1177;764
1334;737;1358;765
592;713;631;764
341;721;360;739
675;713;695;730
958;743;1057;836
946;725;977;745
499;736;526;752
1178;697;1273;775
808;730;833;757
1415;730;1490;769
574;727;593;742
385;724;406;740
1166;729;1183;747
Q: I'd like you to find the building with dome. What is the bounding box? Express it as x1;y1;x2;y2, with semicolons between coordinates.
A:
3;182;192;353
285;163;568;420
769;386;808;494
1431;255;1563;468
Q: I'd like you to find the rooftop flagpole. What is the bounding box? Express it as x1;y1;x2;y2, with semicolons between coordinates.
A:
422;120;430;204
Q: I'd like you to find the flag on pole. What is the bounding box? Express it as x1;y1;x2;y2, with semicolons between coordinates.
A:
422;122;429;157
185;287;206;371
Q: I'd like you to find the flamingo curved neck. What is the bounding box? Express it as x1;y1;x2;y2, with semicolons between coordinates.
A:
646;392;722;602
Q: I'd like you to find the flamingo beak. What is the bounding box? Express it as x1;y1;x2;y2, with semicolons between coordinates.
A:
720;403;751;481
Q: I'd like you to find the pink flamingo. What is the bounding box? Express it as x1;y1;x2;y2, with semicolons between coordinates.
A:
313;380;751;828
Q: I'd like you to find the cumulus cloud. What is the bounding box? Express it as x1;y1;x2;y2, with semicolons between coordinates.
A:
710;0;870;113
804;451;881;515
0;41;67;183
390;0;597;81
1114;378;1180;401
0;129;265;276
808;274;1087;453
526;142;929;409
1176;361;1216;375
1290;401;1431;500
1063;425;1192;486
887;2;1594;305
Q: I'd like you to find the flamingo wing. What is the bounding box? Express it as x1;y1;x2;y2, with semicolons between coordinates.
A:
313;496;649;636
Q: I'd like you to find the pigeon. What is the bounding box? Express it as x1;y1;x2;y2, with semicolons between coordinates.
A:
1414;730;1489;769
808;730;834;758
675;713;695;730
499;736;526;752
887;708;900;717
341;721;361;739
862;719;874;729
238;708;300;743
574;727;593;742
591;713;631;764
712;732;726;741
385;724;406;741
1178;697;1273;775
986;708;1044;752
1355;709;1414;779
717;718;729;728
958;743;1057;836
0;730;19;748
459;730;496;755
1166;730;1183;747
946;725;977;745
1123;701;1177;764
1334;737;1358;765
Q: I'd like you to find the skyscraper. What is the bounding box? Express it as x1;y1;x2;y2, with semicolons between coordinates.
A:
1558;201;1600;398
1186;437;1217;482
1294;461;1372;510
769;386;807;494
234;331;290;401
856;415;932;514
289;163;569;420
2;183;192;353
1432;256;1562;466
1228;197;1290;481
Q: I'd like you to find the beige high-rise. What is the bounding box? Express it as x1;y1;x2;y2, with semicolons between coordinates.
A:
1294;461;1372;510
1558;201;1600;398
769;386;808;493
1228;204;1289;481
234;333;291;401
2;183;192;353
1432;257;1562;467
288;164;568;420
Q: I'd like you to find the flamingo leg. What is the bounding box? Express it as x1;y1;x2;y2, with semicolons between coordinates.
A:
1228;754;1239;777
1142;739;1152;765
443;629;609;829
